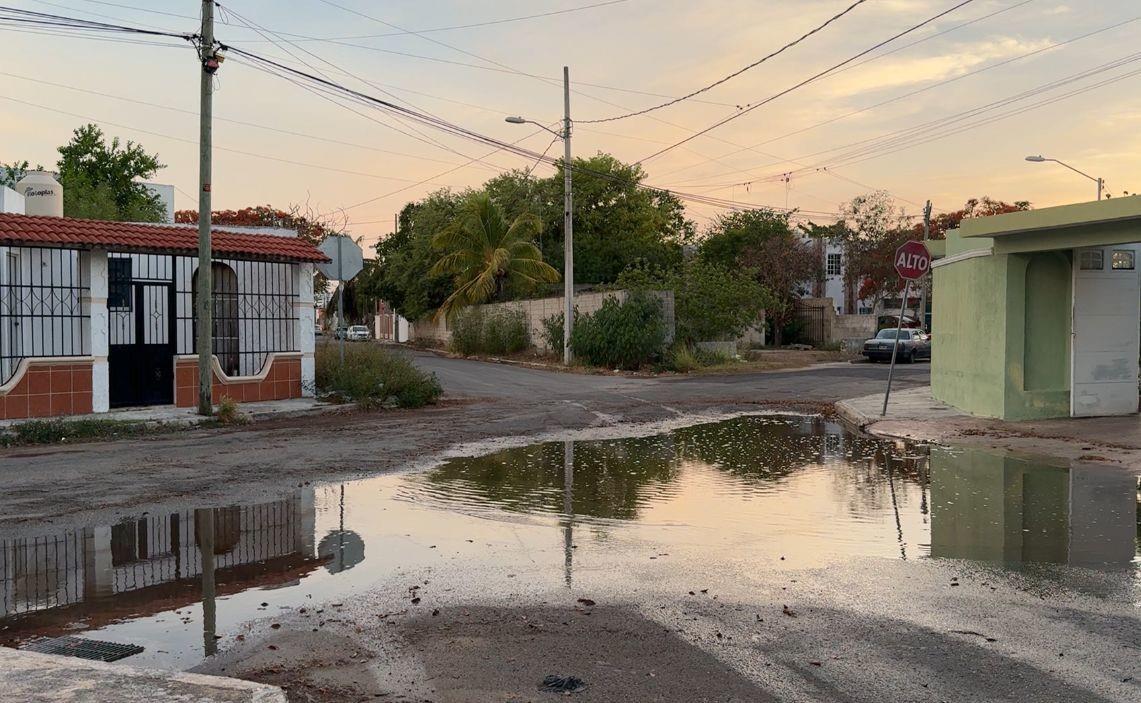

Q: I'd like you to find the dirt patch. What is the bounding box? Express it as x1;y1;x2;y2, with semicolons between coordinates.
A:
397;606;773;703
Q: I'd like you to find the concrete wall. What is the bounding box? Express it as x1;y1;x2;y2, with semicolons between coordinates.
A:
834;314;876;348
931;234;1009;418
410;290;675;351
932;231;1073;420
0;186;24;214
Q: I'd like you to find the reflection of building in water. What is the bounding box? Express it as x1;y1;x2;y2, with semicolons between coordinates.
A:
0;490;316;620
794;416;848;460
930;448;1137;566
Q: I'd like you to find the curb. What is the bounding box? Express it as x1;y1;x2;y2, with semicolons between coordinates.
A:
834;399;874;430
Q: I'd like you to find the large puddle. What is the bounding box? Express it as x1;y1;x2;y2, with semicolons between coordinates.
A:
1;415;1137;670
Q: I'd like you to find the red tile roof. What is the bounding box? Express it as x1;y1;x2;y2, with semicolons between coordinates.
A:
0;213;331;263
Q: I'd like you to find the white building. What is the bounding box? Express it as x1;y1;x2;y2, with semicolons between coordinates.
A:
0;176;326;419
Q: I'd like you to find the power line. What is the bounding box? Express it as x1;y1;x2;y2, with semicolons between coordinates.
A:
658;10;1141;187
0;93;461;188
0;70;488;169
718;51;1141;186
634;0;976;164
578;0;870;123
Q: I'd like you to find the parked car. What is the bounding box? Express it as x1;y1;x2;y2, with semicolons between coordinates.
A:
862;328;931;363
332;326;348;340
347;325;371;341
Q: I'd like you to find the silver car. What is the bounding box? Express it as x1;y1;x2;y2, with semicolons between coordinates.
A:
347;325;371;341
862;328;931;363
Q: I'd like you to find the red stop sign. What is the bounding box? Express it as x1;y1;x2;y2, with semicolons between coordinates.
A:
894;240;931;280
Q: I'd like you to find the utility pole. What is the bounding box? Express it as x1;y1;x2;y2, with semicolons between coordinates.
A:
196;0;216;416
562;66;574;366
917;200;932;332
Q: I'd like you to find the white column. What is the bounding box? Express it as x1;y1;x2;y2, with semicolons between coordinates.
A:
84;249;110;413
296;263;316;397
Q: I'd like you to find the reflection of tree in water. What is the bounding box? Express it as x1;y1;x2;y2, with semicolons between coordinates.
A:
421;434;678;520
672;416;883;482
419;416;925;521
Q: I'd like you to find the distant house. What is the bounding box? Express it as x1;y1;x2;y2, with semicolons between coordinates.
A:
0;178;327;419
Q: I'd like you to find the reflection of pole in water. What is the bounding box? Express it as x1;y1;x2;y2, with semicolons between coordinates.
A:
919;453;929;522
881;449;907;560
196;508;217;657
563;441;574;588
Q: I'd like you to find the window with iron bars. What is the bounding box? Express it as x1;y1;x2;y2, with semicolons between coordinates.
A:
0;247;91;386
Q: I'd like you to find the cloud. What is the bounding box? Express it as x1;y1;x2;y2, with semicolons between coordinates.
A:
825;36;1055;96
1044;5;1072;15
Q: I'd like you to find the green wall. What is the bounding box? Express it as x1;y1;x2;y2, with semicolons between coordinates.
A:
931;236;1009;417
932;233;1072;419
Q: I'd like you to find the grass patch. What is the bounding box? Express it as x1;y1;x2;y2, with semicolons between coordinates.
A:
316;342;442;409
1;418;173;447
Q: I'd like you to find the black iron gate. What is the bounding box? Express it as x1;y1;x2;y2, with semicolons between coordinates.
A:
109;255;176;408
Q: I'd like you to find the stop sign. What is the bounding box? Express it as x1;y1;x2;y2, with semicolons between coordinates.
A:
894;240;931;280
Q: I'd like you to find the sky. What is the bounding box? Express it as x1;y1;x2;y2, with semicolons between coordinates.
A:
1;0;1138;249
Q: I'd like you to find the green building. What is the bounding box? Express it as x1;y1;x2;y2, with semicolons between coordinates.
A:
932;198;1141;420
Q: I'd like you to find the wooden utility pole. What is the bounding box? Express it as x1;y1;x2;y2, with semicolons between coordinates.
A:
196;0;215;416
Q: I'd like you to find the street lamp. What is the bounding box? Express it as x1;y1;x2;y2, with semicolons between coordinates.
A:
1025;155;1104;201
506;65;573;365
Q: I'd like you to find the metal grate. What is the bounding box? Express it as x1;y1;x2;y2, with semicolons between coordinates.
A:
22;635;144;662
0;246;91;385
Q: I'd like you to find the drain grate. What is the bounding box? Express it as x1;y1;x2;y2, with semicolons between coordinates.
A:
22;635;144;662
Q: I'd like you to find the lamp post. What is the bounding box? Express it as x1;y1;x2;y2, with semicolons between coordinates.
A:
1025;155;1103;201
506;66;573;365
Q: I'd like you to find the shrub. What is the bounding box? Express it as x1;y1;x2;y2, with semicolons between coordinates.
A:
483;309;529;355
541;312;563;353
315;342;442;408
449;307;528;355
570;292;667;369
665;344;701;373
215;395;250;425
449;307;486;355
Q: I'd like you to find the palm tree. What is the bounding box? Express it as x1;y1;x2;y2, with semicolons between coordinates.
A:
430;193;560;319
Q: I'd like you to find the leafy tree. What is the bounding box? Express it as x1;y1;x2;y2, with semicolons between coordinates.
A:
918;196;1030;240
0;160;44;189
429;192;559;319
700;209;819;346
837;191;912;310
175;204;339;247
617;260;771;344
361;190;464;322
56;124;166;222
485;154;694;285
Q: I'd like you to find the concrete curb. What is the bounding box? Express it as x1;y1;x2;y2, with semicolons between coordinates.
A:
836;386;964;434
0;648;285;702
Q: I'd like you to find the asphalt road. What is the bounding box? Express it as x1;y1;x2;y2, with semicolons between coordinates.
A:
409;350;931;405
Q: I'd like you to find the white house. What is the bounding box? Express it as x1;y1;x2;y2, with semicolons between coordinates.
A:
0;177;327;419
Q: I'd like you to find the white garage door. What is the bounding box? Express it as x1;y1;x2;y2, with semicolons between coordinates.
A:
1071;245;1140;417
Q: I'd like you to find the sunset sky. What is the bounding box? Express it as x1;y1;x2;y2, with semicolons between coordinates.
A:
2;0;1138;247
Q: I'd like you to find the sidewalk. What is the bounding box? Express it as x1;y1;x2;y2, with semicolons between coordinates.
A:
0;648;284;702
0;398;338;430
835;386;963;430
837;386;1141;471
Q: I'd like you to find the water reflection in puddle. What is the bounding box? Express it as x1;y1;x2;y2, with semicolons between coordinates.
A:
0;415;1136;670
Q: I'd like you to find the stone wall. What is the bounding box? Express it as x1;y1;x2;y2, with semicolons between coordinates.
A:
410;290;675;351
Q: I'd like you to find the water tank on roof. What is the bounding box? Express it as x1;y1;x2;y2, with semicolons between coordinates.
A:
16;171;63;217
